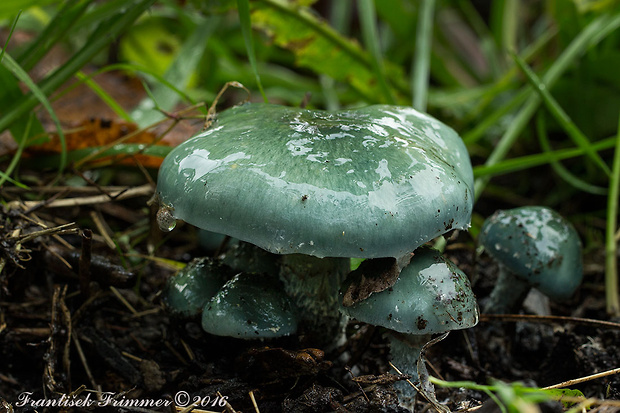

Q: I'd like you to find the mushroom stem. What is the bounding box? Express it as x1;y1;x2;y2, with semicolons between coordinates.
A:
387;333;433;410
279;254;350;343
483;266;531;314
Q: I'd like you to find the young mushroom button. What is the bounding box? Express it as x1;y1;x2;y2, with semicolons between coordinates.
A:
155;103;474;340
202;272;298;339
478;206;583;314
163;257;235;317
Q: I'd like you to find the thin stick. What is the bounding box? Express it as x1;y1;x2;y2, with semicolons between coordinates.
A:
180;339;195;362
89;210;116;249
249;390;261;413
109;286;138;315
72;331;99;393
389;362;421;394
345;366;370;403
164;341;188;365
79;229;92;299
175;407;219;413
8;184;153;210
479;313;620;330
543;367;620;390
218;391;237;413
15;222;78;244
122;351;144;362
59;286;72;388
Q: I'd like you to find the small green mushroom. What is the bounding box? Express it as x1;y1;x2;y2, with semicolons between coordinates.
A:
202;272;298;339
340;247;479;409
163;257;234;317
478;206;583;314
155;103;474;340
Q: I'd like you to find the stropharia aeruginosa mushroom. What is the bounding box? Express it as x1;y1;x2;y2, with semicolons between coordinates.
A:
479;206;583;314
155;103;474;338
202;272;298;339
163;257;234;317
340;247;479;409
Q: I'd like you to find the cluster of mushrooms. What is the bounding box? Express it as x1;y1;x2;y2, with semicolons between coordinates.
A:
154;103;583;409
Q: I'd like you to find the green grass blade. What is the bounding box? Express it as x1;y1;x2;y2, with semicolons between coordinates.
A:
0;10;21;63
75;71;133;122
411;0;435;111
0;114;33;188
131;16;218;127
461;26;557;132
237;0;267;102
462;87;529;145
513;52;611;176
606;113;620;316
319;1;351;111
58;63;198;110
490;0;518;53
0;0;156;135
15;0;91;72
473;13;620;200
473;136;617;178
536;114;607;195
24;143;173;169
0;0;55;19
1;51;67;171
358;0;395;105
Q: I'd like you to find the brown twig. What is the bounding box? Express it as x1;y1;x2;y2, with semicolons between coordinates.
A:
79;229;93;299
89;210;116;249
15;222;79;244
345;366;370;403
71;331;100;395
543;366;620;389
59;287;72;389
7;184;153;210
249;390;261;413
109;286;138;315
218;391;237;413
479;313;620;330
204;81;250;130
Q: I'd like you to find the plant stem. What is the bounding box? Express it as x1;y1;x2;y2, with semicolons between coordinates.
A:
606;113;620;316
237;0;267;102
412;0;435;111
358;0;395;104
279;254;349;345
388;333;433;410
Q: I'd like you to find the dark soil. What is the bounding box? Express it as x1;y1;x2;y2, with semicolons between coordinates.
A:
1;180;619;413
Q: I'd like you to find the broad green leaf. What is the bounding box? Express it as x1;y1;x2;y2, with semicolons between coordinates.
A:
543;388;585;407
188;0;236;14
119;17;183;79
0;0;57;19
251;0;407;103
130;16;218;127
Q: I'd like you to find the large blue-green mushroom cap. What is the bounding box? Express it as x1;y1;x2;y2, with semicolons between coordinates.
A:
156;103;474;259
